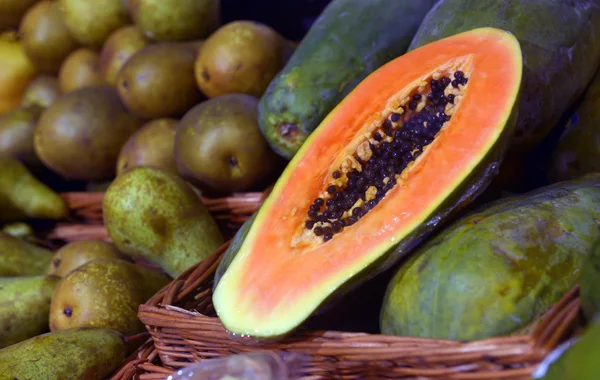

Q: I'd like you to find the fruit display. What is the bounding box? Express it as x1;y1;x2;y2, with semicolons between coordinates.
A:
213;28;523;339
2;0;600;377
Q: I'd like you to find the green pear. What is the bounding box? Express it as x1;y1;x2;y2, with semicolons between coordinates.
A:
0;275;60;348
0;156;69;222
103;166;224;277
0;328;126;379
0;232;53;276
49;258;170;335
47;239;125;277
1;221;35;240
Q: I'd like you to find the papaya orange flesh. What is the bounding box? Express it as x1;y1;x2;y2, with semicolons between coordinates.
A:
213;27;523;339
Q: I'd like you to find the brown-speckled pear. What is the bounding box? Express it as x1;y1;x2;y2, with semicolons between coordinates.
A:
116;43;202;119
0;104;44;170
0;275;60;348
129;0;220;42
34;86;142;181
0;157;68;222
116;118;178;176
195;21;291;98
58;48;105;93
20;75;61;108
47;239;125;277
49;258;170;335
99;25;151;86
0;0;39;31
58;0;130;48
19;1;80;74
0;232;54;276
175;94;280;192
103;166;224;277
0;328;126;379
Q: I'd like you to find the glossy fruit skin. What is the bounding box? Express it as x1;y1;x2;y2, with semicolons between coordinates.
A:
0;37;38;116
381;174;600;341
34;86;142;181
258;0;438;159
175;94;279;192
409;0;600;152
0;328;127;380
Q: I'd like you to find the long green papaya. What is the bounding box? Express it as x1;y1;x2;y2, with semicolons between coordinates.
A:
548;69;600;183
380;174;600;341
258;0;438;159
409;0;600;152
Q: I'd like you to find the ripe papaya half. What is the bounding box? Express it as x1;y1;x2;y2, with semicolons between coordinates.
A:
380;174;600;342
548;69;600;184
213;27;523;340
258;0;438;159
409;0;600;152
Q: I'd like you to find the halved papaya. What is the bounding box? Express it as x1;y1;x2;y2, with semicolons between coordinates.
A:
213;27;523;339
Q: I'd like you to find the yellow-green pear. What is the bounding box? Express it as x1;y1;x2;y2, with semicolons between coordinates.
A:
0;232;53;276
49;258;170;335
103;166;224;277
0;328;126;379
0;275;60;348
0;156;69;222
47;239;125;277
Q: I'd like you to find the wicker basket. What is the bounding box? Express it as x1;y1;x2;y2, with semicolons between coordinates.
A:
50;191;583;380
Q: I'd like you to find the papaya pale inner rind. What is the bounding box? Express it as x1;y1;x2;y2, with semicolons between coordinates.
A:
213;27;523;339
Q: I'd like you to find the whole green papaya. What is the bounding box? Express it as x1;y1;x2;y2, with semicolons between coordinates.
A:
258;0;438;159
548;69;600;183
409;0;600;152
381;174;600;341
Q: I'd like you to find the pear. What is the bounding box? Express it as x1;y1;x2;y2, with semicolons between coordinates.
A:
129;0;220;42
47;239;125;277
0;156;69;222
0;0;40;31
49;258;170;335
116;43;202;119
0;275;60;348
20;75;61;108
103;166;224;277
99;25;151;86
0;34;37;115
59;0;130;48
0;328;126;379
116;117;178;176
19;1;80;74
0;232;54;276
0;104;44;170
34;86;142;181
58;48;105;92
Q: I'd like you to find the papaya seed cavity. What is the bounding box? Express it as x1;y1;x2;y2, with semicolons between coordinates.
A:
292;58;472;248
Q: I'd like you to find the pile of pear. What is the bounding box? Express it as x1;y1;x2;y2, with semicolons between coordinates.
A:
0;0;297;376
0;0;292;195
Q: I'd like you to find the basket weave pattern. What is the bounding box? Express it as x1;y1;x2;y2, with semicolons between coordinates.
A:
50;192;582;379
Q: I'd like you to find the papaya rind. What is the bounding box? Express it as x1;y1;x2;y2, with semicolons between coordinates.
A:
381;174;600;341
213;28;523;340
409;0;600;152
258;0;438;159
